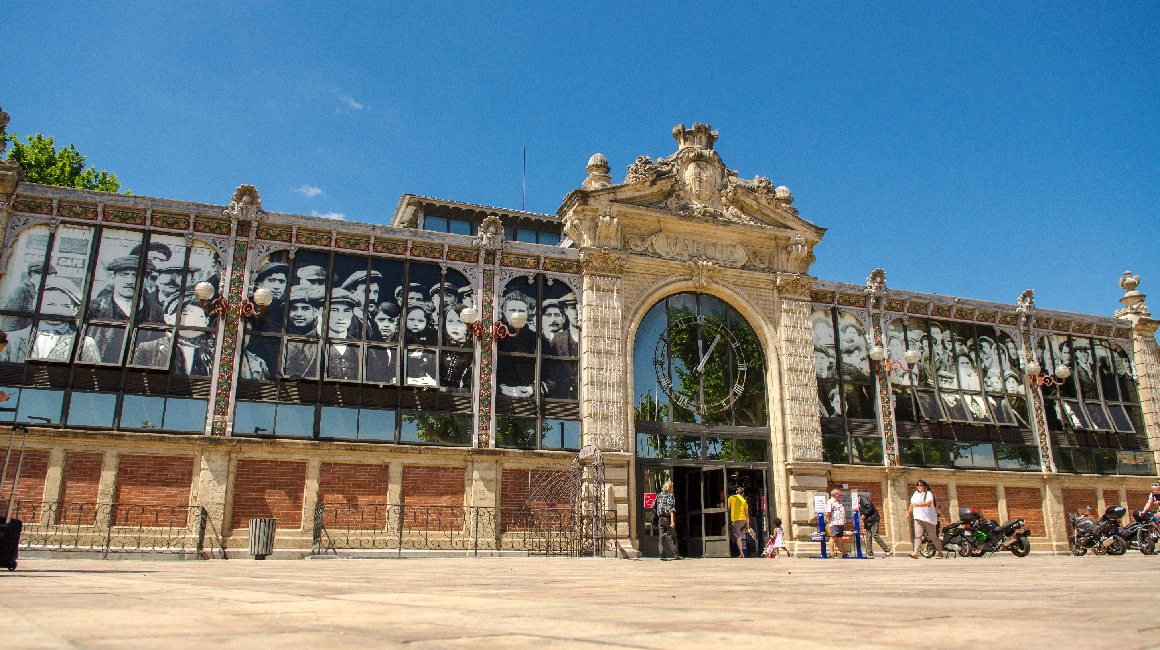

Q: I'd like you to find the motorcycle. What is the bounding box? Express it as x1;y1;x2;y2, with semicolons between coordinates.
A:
1068;505;1128;556
1120;510;1158;555
966;514;1032;557
918;508;976;558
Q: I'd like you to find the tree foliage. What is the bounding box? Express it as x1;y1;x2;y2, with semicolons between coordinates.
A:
4;133;128;193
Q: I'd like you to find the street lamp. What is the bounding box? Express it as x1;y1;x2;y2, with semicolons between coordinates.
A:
460;304;525;340
194;281;273;319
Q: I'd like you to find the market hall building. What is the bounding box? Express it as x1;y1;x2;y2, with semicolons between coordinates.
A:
0;122;1156;558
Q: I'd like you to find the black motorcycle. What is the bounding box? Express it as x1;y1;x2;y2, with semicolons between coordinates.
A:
966;515;1032;557
1068;505;1128;556
1120;510;1158;555
918;507;975;558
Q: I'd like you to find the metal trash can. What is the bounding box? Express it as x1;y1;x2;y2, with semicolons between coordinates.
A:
248;518;277;560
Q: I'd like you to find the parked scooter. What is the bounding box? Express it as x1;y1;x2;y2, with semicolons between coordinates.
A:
918;507;976;558
1120;510;1158;555
966;515;1032;557
1068;505;1128;556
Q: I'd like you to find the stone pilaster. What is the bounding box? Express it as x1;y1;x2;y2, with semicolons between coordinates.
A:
1113;272;1160;469
776;297;822;461
579;248;630;452
192;445;232;544
300;458;321;533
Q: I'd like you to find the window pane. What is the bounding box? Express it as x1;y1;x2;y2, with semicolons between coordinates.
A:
1084;401;1113;432
516;229;538;244
357;408;396;442
43;224;94;317
836;312;869;382
275;404;316;438
852;437;884;465
0;387;20;422
930;322;958;389
1108;404;1134;433
964;394;991;423
1072;338;1098;400
496;416;536;448
915;390;944;421
424;215;448;232
822;436;849;464
83;324;127;364
736;438;768;462
240;335;278;381
399;411;470;446
899;439;924;466
672;436;701;460
163;398;207;432
941;393;970;422
139;234;190;325
542;419;580;450
283;341;320;379
326;342;363;381
29;321;85;362
120;394;165;429
320;406;359;439
497;355;535;398
172;330;214;376
537;230;560;246
636;432;668;459
542;359;576;399
234;401;275;436
405;348;438;387
130;329;172;369
448;218;471;236
439;350;473;390
365;346;399;385
0;224;51;331
17;389;67;424
67;392;117;428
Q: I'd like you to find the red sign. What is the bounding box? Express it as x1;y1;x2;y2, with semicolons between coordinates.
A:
643;493;658;509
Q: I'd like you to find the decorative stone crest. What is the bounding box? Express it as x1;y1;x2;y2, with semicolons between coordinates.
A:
687;258;718;287
473;215;505;250
579;248;629;277
223;185;264;222
865;267;887;300
1016;288;1036;324
775;272;814;300
563;207;620;249
786;235;814;273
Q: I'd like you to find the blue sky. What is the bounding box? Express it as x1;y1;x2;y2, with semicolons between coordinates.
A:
4;2;1157;318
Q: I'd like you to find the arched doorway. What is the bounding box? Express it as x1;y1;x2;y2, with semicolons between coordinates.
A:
632;292;773;558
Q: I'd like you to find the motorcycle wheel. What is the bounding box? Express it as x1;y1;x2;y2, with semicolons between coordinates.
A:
919;539;936;558
969;541;987;557
956;538;973;558
1138;528;1158;556
1010;537;1031;557
1069;534;1088;556
1108;535;1128;556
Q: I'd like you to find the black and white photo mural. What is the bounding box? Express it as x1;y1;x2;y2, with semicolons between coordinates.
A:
494;274;581;450
0;224;221;432
234;251;475;444
812;308;878;464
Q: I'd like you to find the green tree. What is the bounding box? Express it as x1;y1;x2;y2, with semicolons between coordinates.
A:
4;133;128;193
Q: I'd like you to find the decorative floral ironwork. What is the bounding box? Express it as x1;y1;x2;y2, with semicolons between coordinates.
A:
501;254;539;270
104;209;146;225
13;199;53;215
335;235;370;251
410;243;444;259
151;213;190;230
930;304;953;318
999;312;1018;326
194;217;231;235
58;204;98;220
373;239;408;255
836;293;867;308
256;226;292;242
447;248;480;263
477;268;495;448
212;241;249;436
810;290;834;304
542;258;580;274
296;230;332;247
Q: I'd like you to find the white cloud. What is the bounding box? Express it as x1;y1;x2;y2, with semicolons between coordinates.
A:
312;210;346;221
340;94;364;110
294;184;324;198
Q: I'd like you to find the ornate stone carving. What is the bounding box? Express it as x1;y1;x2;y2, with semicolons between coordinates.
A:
787;236;813;272
581;273;628;452
624;155;671;185
779;299;823;460
687;258;718;287
865;267;887;300
0;106;9;155
565;207;621;249
775;273;814;300
473;215;505;250
223;185;264;222
623;229;748;268
579;248;629;277
1116;270;1150;318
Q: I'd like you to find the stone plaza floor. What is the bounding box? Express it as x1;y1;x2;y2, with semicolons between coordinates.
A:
1;553;1158;648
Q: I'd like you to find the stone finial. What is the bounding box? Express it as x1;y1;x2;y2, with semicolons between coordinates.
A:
473;214;504;250
672;122;718;150
0;106;9;155
1117;270;1149;318
774;185;793;204
1016;289;1035;316
582;152;612;189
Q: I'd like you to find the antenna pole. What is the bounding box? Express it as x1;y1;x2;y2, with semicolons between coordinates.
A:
522;147;526;211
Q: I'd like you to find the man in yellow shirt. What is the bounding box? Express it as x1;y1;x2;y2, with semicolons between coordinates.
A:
728;486;750;558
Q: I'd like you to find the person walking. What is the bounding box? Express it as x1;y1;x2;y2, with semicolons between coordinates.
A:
826;489;848;558
859;494;893;558
728;486;750;558
654;481;681;561
907;480;943;559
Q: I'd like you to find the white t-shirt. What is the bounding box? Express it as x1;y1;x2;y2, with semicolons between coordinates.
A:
911;490;938;524
826;497;846;526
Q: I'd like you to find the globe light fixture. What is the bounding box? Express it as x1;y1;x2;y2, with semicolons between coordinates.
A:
508;310;528;330
194;281;216;301
868;345;885;361
460;306;479;325
253;287;274;307
903;349;921;365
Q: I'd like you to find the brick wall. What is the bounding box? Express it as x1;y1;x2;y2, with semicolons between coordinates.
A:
832;480;883;508
401;466;464;506
59;452;104;526
1062;488;1097;533
319;463;389;531
230;460;306;529
0;449;49;522
112;455;195;527
501;467;571;532
927;484;950;522
956;485;999;522
401;465;464;532
1003;487;1045;535
1124;490;1152;514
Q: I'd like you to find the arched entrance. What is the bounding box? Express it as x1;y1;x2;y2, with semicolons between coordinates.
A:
632;292;774;558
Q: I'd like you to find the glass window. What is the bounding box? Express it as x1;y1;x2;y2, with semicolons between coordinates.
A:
120;395;166;430
448;219;472;236
423;215;448;232
320;406;359;439
234;401;276;436
163;398;207;433
67;392;117;428
496;416;536;449
15;389;64;425
400;411;471;446
541;419;580;450
357;408;396;442
0;387;20;422
275;404;316;438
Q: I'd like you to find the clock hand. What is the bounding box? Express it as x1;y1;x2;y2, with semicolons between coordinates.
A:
695;333;722;374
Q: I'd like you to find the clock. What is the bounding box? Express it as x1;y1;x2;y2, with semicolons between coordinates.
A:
653;314;748;415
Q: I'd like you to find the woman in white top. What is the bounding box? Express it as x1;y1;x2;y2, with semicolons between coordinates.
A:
907;479;944;558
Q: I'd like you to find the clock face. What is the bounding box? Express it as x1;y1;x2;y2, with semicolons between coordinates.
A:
653;314;748;415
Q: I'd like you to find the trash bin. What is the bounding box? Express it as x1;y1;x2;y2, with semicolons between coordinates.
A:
248;518;277;560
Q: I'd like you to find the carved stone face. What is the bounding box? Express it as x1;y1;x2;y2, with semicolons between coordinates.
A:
684;162;717;202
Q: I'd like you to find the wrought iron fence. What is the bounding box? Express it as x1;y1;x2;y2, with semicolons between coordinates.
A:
312;503;615;557
1;500;209;558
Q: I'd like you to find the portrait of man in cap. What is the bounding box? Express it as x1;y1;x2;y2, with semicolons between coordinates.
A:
88;256;147;321
285;284;323;337
496;289;537;354
129;241;173;297
341;269;383;339
0;260;55;331
296;265;328;287
253;260;289;332
561;292;580;354
326;288;362;380
0;278;100;364
137;258;186;325
132;294;215;375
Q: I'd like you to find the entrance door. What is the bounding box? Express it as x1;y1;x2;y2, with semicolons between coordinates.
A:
673;467;731;558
